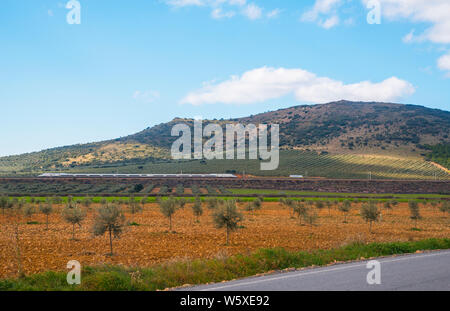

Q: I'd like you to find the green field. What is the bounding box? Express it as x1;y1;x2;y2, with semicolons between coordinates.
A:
228;189;450;199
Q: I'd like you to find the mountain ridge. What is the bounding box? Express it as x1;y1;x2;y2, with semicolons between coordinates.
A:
0;100;449;176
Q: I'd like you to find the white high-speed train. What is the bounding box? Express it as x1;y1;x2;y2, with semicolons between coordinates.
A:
38;173;238;178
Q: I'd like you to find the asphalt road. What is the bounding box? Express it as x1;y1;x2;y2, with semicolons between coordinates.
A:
183;250;450;291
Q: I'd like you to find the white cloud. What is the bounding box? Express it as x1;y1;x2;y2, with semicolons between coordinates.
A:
362;0;450;44
165;0;204;7
181;67;415;105
267;9;281;19
402;29;415;43
437;53;450;77
301;0;343;29
211;8;235;19
320;15;340;29
164;0;274;21
133;90;160;103
359;0;450;76
242;3;262;20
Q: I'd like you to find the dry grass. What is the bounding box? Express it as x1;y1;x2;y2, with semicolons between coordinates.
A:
0;202;448;278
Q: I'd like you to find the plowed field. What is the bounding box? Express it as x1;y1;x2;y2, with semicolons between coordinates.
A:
0;202;449;278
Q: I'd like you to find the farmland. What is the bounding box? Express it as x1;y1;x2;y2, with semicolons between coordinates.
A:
48;151;450;180
2;150;449;181
0;198;449;280
1;177;449;196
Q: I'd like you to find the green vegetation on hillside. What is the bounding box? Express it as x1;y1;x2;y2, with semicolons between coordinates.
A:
423;144;450;169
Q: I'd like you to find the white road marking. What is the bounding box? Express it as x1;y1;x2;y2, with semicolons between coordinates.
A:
199;250;450;291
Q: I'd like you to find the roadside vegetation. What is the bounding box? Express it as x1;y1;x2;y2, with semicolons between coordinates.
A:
0;238;448;291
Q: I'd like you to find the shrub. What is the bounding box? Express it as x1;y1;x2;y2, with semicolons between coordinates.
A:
133;184;144;193
176;184;184;195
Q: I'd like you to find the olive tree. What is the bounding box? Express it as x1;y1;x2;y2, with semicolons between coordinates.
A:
213;200;243;245
360;201;380;233
280;198;295;217
128;195;142;223
293;202;307;225
140;196;148;209
245;198;262;214
338;200;352;223
303;208;318;228
39;200;53;230
10;199;25;278
206;198;220;210
82;197;92;209
22;204;35;222
325;200;333;216
438;201;449;215
408;201;421;228
93;204;125;256
315;201;325;211
62;204;86;240
191;197;203;223
177;198;188;209
0;196;9;214
253;198;263;211
159;198;178;231
383;201;392;214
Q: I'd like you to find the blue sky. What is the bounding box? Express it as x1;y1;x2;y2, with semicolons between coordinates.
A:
1;0;449;156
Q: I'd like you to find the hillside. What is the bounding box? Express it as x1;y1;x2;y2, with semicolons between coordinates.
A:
0;101;449;179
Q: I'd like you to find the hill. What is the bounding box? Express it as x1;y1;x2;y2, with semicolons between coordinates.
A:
0;101;449;179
